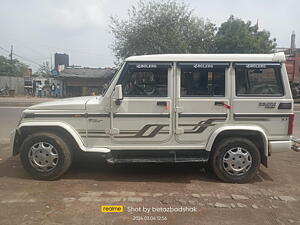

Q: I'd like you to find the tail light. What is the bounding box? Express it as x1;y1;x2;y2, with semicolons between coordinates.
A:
288;114;295;135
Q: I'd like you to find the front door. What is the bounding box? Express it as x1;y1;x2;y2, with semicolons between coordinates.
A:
111;62;173;145
175;62;230;146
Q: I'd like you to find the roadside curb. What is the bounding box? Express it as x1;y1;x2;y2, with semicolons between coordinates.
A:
0;98;53;107
0;102;39;107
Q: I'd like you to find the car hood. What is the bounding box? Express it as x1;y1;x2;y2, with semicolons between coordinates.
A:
27;96;101;110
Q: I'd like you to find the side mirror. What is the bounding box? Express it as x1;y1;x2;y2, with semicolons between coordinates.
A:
113;84;123;105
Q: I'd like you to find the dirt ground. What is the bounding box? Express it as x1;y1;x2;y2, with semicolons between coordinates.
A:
0;141;300;225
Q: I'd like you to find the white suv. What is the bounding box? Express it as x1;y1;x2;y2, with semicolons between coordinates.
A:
10;52;299;183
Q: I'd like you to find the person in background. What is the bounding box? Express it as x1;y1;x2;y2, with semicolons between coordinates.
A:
34;81;39;97
51;83;56;97
32;81;36;97
37;82;42;98
55;83;60;98
43;82;49;97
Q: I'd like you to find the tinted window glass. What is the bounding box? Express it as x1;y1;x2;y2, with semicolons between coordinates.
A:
120;67;168;97
180;68;225;97
235;66;283;96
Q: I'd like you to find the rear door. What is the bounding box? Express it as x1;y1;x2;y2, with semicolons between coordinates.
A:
232;62;293;137
175;62;230;145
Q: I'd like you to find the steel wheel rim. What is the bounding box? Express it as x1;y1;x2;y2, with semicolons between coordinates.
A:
28;142;59;172
222;147;252;176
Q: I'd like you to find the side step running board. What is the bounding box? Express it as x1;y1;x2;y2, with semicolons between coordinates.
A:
106;158;208;163
105;150;210;164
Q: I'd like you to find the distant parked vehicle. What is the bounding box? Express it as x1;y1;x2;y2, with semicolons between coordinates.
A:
0;86;9;96
24;77;33;96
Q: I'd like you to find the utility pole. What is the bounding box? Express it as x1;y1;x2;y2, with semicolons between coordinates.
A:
9;45;13;89
50;53;52;70
9;45;13;63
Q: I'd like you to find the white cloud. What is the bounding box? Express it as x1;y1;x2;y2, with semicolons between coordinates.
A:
50;1;105;29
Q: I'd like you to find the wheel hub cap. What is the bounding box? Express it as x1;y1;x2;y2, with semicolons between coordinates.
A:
222;147;252;176
28;142;59;172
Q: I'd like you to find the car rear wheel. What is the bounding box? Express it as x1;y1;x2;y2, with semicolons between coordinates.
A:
20;132;72;180
210;137;261;183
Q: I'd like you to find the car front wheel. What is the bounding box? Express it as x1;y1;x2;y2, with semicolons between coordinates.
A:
20;132;72;180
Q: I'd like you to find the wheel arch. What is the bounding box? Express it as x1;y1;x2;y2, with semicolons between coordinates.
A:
206;126;268;167
14;122;85;156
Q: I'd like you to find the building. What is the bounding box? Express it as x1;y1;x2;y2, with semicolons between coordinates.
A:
275;31;300;98
59;67;116;97
54;53;69;71
285;49;300;84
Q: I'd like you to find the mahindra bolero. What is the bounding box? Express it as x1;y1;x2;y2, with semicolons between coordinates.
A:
10;53;300;183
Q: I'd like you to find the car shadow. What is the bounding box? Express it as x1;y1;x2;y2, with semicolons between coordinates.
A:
251;169;274;182
63;152;219;183
0;153;270;184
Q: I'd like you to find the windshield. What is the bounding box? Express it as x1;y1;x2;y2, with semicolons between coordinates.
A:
101;62;125;96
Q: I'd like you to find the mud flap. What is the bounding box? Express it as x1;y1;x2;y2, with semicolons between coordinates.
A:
261;154;268;168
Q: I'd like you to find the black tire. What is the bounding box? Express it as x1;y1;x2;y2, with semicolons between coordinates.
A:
20;132;73;180
210;137;261;183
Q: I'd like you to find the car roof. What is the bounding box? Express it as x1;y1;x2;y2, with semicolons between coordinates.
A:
126;52;285;62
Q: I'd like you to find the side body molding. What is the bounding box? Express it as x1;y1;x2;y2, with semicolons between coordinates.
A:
206;125;269;156
18;122;110;153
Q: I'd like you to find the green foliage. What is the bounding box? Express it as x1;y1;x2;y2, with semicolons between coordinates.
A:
215;15;277;53
32;61;51;77
0;55;29;77
110;0;216;63
110;2;278;61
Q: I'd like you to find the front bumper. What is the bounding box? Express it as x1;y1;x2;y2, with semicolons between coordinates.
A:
10;128;21;156
10;129;16;155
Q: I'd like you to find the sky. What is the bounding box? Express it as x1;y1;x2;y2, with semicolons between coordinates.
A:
0;0;299;71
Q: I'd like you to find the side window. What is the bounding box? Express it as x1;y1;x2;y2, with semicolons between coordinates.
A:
119;63;169;97
235;63;284;96
179;63;227;97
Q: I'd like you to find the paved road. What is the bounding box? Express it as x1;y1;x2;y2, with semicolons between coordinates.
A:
0;107;25;140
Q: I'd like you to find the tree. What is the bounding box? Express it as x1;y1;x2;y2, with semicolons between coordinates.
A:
33;61;51;77
110;0;216;63
0;55;29;77
215;15;276;53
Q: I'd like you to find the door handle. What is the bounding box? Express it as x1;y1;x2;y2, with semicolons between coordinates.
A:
88;118;103;122
157;101;167;106
214;101;224;106
215;101;231;109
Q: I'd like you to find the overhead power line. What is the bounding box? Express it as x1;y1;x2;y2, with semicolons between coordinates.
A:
0;48;9;55
12;52;41;66
0;46;10;54
0;45;41;66
3;37;49;59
